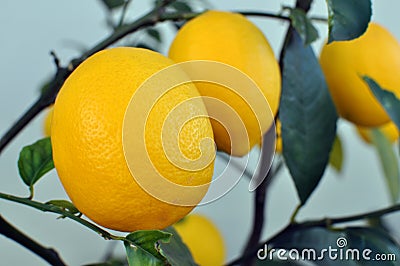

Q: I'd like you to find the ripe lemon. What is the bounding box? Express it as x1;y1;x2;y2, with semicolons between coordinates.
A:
356;122;399;144
173;214;225;266
51;47;215;232
43;106;53;136
169;10;281;156
320;23;400;127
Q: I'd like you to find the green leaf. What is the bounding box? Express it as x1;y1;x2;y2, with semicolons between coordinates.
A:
280;29;338;205
287;8;319;45
146;29;162;43
329;135;344;172
125;230;171;266
124;228;197;266
270;227;400;265
18;138;54;188
363;76;400;131
170;1;193;12
101;0;126;10
371;129;400;203
326;0;372;43
159;227;197;266
46;200;80;214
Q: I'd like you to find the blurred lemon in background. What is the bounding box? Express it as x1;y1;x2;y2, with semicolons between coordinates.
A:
169;10;281;156
173;214;225;266
356;122;399;144
320;23;400;127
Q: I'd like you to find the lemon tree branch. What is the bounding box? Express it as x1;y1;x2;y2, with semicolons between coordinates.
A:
0;215;67;266
237;11;326;22
0;191;126;242
0;3;327;155
226;203;400;265
241;156;283;266
0;0;180;154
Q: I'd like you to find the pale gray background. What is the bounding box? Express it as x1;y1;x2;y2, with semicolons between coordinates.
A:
1;1;400;265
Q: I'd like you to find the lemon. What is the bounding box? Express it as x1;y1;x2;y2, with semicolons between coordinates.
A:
356;122;399;144
169;10;281;156
173;214;225;266
51;47;215;232
43;106;53;136
320;23;400;127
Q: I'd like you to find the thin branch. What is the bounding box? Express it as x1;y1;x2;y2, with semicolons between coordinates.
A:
237;11;290;21
0;2;189;155
0;65;72;155
226;203;400;266
0;192;126;243
117;0;132;28
0;5;327;155
236;11;327;23
0;215;66;266
304;204;400;227
295;0;313;12
241;127;284;265
310;16;329;23
0;97;45;153
241;176;268;266
80;0;178;60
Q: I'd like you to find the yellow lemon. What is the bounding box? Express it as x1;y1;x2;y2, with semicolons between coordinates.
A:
173;214;225;266
43;106;53;136
169;10;281;156
320;23;400;127
356;122;399;144
51;47;215;232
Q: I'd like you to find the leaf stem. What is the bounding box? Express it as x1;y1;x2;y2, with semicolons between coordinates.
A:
0;214;67;266
289;204;302;223
117;0;132;28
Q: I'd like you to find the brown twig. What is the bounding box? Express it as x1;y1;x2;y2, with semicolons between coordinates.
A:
0;0;178;155
241;122;284;265
226;203;400;265
0;215;67;266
